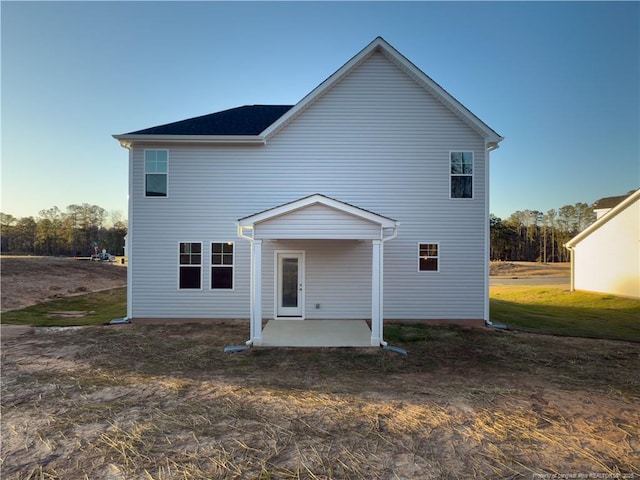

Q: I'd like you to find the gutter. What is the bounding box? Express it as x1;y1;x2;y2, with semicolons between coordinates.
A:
113;134;266;148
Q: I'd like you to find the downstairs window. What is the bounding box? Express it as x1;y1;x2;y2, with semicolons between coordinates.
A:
179;242;201;289
211;242;234;289
419;243;439;272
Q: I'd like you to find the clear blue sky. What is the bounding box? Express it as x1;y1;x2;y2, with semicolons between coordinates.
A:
2;1;638;221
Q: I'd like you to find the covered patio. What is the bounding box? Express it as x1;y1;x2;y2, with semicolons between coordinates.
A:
261;319;373;347
237;194;398;347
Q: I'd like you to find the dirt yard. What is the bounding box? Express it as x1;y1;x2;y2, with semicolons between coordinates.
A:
1;256;127;312
0;257;565;314
489;260;570;278
1;257;637;479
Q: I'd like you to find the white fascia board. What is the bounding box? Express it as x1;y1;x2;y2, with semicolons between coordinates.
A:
238;194;397;228
112;134;265;147
261;36;503;147
565;189;640;248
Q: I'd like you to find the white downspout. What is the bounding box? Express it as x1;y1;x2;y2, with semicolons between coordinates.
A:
485;141;498;327
566;245;575;291
237;225;256;346
378;225;399;347
125;144;134;321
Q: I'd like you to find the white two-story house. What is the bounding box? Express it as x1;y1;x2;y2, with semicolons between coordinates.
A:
114;37;503;347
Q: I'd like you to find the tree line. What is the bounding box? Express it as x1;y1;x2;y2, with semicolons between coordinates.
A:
1;204;127;257
490;202;595;262
0;200;601;262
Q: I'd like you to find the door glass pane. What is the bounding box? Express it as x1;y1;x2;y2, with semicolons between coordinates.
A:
282;257;298;308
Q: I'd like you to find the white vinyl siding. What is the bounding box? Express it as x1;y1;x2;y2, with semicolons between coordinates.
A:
572;197;640;298
128;51;488;320
255;204;382;240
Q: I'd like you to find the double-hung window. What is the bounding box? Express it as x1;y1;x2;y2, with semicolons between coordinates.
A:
419;243;439;272
211;242;234;289
179;242;201;289
450;151;473;199
145;150;168;197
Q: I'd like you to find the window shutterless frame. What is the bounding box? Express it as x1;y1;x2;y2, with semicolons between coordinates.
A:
449;151;474;199
144;149;169;197
210;241;234;290
178;241;203;290
418;242;440;272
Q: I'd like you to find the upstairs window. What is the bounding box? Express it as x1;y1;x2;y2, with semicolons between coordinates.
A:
419;243;439;272
450;151;473;199
179;242;201;289
145;150;168;197
211;242;234;289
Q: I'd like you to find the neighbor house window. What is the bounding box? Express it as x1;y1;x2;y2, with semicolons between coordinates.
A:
211;242;234;289
419;243;439;272
450;151;473;199
145;150;168;197
179;242;201;289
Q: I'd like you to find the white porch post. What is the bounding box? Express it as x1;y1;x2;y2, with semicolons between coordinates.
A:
371;239;383;346
251;239;263;345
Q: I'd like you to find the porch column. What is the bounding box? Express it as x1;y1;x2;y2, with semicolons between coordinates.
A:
251;239;263;345
371;239;383;346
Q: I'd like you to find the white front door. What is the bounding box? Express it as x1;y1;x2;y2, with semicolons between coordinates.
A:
276;251;304;318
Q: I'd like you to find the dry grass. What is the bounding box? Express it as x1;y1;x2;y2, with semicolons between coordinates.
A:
2;322;639;479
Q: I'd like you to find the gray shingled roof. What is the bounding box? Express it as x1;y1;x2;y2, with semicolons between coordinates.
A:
593;192;635;210
127;105;293;135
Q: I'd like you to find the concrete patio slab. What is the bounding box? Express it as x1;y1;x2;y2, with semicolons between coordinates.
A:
260;320;373;347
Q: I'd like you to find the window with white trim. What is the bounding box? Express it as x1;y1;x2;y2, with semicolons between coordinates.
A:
145;150;168;197
450;151;473;199
179;242;201;289
211;242;234;289
419;243;439;272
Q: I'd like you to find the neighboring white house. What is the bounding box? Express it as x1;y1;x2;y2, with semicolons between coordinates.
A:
113;37;504;346
565;189;640;299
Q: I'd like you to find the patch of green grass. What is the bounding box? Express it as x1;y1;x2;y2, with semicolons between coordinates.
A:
490;286;640;342
1;287;126;326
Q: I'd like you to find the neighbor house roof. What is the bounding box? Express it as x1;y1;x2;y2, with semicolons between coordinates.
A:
127;105;293;136
593;193;634;210
565;189;640;248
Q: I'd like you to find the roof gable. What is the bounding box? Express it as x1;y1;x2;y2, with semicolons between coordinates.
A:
565;189;640;247
114;37;502;148
238;194;397;228
261;37;503;147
